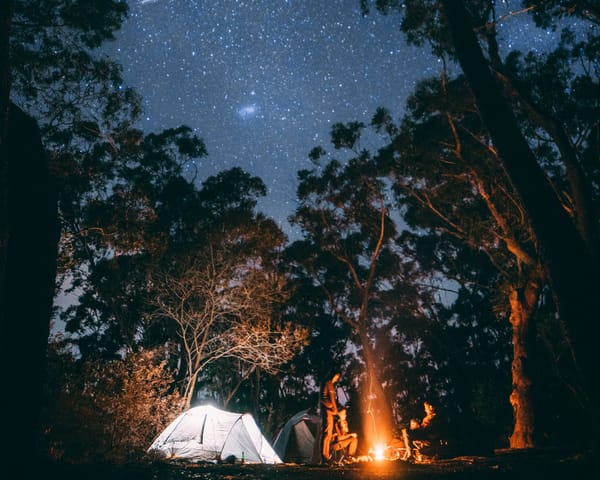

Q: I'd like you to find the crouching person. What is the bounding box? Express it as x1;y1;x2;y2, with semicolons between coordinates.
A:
403;401;449;461
331;408;358;463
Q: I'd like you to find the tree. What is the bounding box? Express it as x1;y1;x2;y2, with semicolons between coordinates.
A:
148;226;308;410
1;102;59;467
288;130;435;447
0;0;12;301
7;0;146;322
2;2;174;465
10;1;134;146
361;0;600;447
439;0;600;443
373;70;547;446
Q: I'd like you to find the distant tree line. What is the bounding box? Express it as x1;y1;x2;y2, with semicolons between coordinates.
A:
1;0;597;465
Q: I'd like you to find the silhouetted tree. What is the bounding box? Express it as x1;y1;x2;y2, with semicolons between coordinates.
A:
60;126;206;359
440;0;600;445
361;0;600;448
288;128;436;447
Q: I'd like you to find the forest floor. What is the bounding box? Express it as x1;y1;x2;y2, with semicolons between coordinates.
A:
35;448;597;480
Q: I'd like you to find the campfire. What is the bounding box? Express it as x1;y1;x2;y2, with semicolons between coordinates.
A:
367;441;407;462
370;443;386;460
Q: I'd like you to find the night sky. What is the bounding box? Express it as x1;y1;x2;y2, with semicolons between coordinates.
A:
105;0;557;237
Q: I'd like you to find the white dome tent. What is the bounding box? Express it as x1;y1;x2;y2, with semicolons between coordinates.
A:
148;404;282;464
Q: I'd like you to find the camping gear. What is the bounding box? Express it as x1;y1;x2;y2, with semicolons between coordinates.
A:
148;404;282;464
272;409;322;464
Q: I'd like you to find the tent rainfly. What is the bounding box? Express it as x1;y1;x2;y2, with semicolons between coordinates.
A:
148;404;282;464
272;408;322;464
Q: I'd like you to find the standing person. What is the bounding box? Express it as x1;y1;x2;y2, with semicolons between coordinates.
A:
320;370;341;464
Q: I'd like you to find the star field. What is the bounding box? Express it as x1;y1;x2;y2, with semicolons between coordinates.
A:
105;0;561;237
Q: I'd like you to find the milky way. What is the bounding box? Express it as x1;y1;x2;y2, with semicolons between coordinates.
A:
105;0;558;238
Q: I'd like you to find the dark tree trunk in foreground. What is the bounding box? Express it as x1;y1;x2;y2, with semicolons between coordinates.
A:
0;0;14;345
1;103;59;466
441;0;600;445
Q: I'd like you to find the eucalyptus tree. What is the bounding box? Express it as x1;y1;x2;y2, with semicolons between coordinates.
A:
148;168;308;404
440;2;600;445
287;125;436;446
373;72;547;446
6;0;150;307
6;0;211;363
4;0;147;355
147;225;308;410
361;0;600;446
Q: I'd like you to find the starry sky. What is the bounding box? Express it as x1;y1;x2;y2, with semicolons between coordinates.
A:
104;0;557;238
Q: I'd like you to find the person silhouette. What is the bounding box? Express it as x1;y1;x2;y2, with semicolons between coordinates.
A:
331;408;358;462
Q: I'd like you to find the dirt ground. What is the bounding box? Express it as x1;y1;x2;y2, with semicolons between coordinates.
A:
36;448;597;480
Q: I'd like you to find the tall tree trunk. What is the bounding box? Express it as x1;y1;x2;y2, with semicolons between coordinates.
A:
222;365;255;409
2;104;59;466
0;0;14;354
359;326;395;448
442;0;600;444
508;276;541;448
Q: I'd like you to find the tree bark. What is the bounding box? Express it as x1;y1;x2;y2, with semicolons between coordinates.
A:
508;275;541;448
441;0;600;442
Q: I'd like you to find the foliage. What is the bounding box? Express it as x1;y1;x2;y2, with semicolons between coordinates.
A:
521;0;599;27
59;126;207;360
11;1;136;142
43;339;183;463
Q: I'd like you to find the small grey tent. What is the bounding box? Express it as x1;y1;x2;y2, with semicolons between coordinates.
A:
148;404;281;464
272;409;322;464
